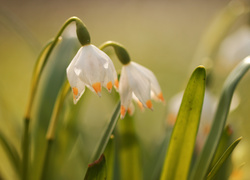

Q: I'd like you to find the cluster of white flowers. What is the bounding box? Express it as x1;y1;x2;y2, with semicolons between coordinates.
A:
66;43;164;118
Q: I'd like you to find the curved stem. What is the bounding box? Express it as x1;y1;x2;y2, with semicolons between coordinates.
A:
24;40;54;120
24;16;88;120
99;41;130;65
40;80;70;180
22;16;87;180
46;80;70;140
22;40;53;180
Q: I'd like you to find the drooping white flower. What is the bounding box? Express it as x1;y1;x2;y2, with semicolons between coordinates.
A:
118;61;164;119
66;44;118;104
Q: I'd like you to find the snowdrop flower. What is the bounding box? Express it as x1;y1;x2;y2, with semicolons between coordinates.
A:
66;44;117;104
119;61;164;119
99;41;164;118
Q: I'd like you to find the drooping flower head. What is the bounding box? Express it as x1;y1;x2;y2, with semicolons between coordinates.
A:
67;44;117;104
119;61;164;118
99;41;164;119
66;22;117;104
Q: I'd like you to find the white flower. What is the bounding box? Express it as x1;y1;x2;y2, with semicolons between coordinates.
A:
118;61;164;119
66;44;118;104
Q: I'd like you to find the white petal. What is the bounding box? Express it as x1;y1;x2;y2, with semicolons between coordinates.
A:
103;58;117;93
66;58;85;104
67;46;83;72
132;62;163;101
74;45;105;85
125;63;151;108
127;102;135;116
67;44;117;98
132;93;144;111
119;66;133;109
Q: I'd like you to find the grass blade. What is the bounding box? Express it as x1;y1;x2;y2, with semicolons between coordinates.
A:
160;66;206;180
116;115;142;180
207;137;242;180
190;56;250;180
84;154;107;180
91;101;121;162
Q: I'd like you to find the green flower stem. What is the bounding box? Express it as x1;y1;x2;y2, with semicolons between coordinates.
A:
46;80;70;140
22;16;89;180
117;115;142;180
40;80;70;180
24;40;54;120
22;40;53;180
40;139;53;180
99;41;130;65
21;117;29;180
25;16;89;121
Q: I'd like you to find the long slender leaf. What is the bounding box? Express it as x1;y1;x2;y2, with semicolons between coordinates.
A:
116;115;142;180
190;56;250;179
160;66;206;180
81;101;120;179
31;35;79;180
104;136;115;180
91;101;121;162
208;125;233;180
207;137;242;180
84;154;107;180
210;125;233;169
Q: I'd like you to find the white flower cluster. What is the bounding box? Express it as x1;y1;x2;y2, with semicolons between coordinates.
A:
67;44;164;118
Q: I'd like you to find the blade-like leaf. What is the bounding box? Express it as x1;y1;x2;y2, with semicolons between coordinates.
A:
207;125;234;180
104;136;115;180
190;56;250;180
31;36;79;180
210;125;233;169
160;66;206;180
116;115;142;180
84;154;107;180
207;137;242;180
91;101;121;162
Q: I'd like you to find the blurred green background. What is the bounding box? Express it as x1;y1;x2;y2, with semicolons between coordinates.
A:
1;0;250;179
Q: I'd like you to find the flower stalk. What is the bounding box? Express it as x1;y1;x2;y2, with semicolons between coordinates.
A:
40;80;70;180
99;41;130;65
22;40;53;180
22;16;90;180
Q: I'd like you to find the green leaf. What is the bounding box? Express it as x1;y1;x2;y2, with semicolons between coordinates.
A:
31;36;80;180
84;154;107;180
160;66;206;180
91;101;121;162
208;125;234;180
210;125;233;169
190;57;250;180
207;137;242;180
104;136;115;180
116;115;142;180
151;126;172;180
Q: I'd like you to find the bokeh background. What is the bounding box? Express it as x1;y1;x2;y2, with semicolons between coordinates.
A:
1;0;250;179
